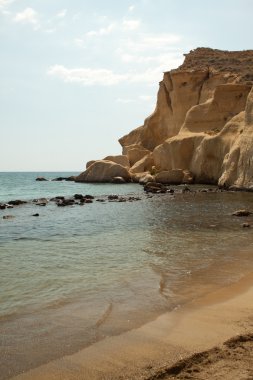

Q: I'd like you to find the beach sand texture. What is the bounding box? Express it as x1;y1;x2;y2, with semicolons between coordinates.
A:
9;272;253;380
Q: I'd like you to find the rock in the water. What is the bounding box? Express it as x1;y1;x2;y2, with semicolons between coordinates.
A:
50;196;65;201
0;204;6;210
242;222;251;228
36;177;47;181
76;160;131;183
3;215;15;219
74;194;84;200
84;199;93;204
8;200;27;206
232;209;252;217
111;177;125;184
84;195;94;199
144;182;165;193
108;195;119;200
52;177;67;181
32;213;40;217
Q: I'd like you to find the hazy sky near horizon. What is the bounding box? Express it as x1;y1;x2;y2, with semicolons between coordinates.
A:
1;0;253;171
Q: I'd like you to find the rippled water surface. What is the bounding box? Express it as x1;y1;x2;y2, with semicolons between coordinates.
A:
1;172;253;379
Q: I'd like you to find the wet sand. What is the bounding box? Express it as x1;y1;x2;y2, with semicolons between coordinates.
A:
9;272;253;380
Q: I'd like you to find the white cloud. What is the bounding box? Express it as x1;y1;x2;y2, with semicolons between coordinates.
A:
139;95;153;101
74;38;84;47
116;98;134;103
128;5;135;12
47;64;165;86
13;7;39;29
47;65;128;86
56;9;67;19
44;28;56;34
86;23;116;37
128;66;164;84
0;0;13;8
119;50;183;69
126;33;182;52
122;19;140;30
120;53;135;62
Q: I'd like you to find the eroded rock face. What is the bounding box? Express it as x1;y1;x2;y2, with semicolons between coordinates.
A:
80;48;253;187
119;48;253;188
103;155;130;168
219;87;253;188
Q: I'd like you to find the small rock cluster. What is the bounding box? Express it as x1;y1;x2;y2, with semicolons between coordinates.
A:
36;176;76;182
0;193;142;218
143;182;222;195
0;200;27;209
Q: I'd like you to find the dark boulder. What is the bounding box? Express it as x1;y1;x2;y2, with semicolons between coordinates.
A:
52;177;67;181
36;177;47;181
232;209;252;217
242;222;251;228
57;198;75;207
144;182;165;193
74;194;84;200
8;200;27;206
84;199;93;204
108;195;119;200
50;196;65;201
84;194;94;200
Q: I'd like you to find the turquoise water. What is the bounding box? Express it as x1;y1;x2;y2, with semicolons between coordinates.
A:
1;172;253;379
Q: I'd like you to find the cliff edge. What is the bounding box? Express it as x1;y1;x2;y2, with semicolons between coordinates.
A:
76;47;253;189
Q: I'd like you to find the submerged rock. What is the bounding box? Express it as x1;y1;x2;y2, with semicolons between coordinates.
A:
3;215;15;219
144;182;165;193
232;209;252;217
36;177;47;181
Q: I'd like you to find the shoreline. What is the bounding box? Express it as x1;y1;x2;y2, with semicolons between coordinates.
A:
10;270;253;380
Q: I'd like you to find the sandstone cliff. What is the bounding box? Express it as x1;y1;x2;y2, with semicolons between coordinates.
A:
77;48;253;189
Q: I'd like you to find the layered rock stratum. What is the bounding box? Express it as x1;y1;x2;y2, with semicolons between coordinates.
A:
76;48;253;189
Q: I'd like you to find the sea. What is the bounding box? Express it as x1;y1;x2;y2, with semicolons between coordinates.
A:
1;172;253;379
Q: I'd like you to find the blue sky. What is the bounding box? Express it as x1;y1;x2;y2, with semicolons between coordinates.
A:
1;0;253;171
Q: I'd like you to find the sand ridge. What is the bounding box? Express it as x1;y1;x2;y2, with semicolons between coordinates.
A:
145;333;253;380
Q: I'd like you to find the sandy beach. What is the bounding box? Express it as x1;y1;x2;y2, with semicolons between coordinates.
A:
9;271;253;380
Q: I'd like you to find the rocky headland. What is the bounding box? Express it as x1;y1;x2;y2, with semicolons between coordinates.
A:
76;48;253;190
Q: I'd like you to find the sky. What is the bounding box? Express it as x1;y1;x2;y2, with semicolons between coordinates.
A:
1;0;253;171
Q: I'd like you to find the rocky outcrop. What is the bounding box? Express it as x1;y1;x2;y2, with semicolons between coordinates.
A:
76;160;131;183
78;48;253;187
219;87;253;188
103;155;130;168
